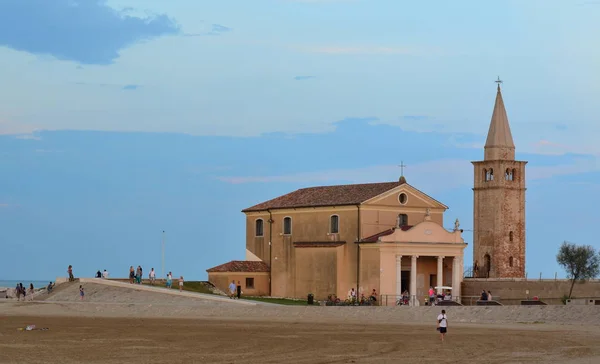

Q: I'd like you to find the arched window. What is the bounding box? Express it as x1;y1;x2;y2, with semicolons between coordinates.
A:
509;231;513;242
397;214;408;227
483;168;488;182
283;217;292;235
255;219;264;237
505;168;513;181
509;256;514;267
330;215;339;234
512;168;517;180
489;168;494;181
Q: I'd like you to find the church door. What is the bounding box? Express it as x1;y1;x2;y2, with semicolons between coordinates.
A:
483;254;491;278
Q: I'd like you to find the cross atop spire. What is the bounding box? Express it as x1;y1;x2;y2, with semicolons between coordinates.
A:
399;161;406;176
398;161;407;183
484;77;515;160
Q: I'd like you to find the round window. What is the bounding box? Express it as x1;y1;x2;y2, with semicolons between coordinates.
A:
398;193;407;205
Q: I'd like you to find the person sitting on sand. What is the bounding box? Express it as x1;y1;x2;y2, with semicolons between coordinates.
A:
47;282;54;294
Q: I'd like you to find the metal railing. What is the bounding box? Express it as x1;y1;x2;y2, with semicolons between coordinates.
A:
378;294;461;306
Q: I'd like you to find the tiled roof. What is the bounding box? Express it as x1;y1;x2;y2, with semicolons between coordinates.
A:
359;226;413;243
293;241;346;248
206;260;270;273
242;181;405;212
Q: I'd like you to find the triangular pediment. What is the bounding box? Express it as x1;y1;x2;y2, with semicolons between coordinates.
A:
379;220;464;244
361;183;448;209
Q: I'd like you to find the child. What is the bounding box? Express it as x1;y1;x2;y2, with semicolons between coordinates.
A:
179;276;184;292
79;285;85;301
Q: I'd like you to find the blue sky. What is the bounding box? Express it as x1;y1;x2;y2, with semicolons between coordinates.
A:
1;0;599;281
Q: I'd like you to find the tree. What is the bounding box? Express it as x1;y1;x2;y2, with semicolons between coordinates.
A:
556;241;600;299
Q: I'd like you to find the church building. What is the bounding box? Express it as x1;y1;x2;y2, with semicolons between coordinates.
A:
207;81;526;302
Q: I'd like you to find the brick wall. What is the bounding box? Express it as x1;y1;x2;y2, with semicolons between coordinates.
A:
462;278;600;305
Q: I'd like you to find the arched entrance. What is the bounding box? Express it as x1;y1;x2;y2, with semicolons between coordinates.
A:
483;254;491;278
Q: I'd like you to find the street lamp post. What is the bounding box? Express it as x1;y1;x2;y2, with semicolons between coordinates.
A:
161;230;165;279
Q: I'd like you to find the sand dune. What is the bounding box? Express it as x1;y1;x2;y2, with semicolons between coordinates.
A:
2;282;600;363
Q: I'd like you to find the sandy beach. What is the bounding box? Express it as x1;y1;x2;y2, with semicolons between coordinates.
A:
1;282;600;363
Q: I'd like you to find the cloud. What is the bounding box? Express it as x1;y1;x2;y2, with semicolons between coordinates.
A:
122;84;140;91
217;158;600;194
0;0;180;65
183;24;232;37
285;0;358;3
0;118;38;135
295;46;421;55
532;140;599;156
14;134;41;141
0;203;10;208
73;82;142;91
294;76;316;81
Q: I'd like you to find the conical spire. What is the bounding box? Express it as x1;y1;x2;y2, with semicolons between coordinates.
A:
484;81;515;160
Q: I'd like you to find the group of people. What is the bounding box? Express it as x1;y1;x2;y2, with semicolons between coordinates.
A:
129;266;145;284
428;287;453;305
95;269;110;279
14;283;35;301
480;289;493;301
228;280;242;299
166;271;185;291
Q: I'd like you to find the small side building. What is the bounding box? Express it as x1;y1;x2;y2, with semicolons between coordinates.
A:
206;260;270;296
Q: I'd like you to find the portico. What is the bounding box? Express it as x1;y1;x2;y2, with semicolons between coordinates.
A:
358;213;467;306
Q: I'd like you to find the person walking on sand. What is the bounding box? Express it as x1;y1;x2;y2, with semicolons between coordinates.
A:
236;281;242;299
149;268;156;285
166;272;172;288
129;266;135;284
229;280;236;299
437;309;448;342
138;266;143;284
15;283;21;301
135;266;142;284
79;285;85;301
179;276;184;292
68;265;74;282
28;283;35;301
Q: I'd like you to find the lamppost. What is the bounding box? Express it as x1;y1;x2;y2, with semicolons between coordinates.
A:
161;230;165;279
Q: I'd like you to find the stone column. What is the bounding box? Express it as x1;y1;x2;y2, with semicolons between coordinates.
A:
452;257;459;301
436;256;444;294
395;255;402;298
410;255;419;306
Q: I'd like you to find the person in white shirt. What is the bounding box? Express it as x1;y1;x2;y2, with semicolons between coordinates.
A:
437;309;448;342
102;270;109;279
149;268;156;285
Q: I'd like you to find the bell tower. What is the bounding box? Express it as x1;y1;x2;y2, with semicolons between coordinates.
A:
472;78;527;278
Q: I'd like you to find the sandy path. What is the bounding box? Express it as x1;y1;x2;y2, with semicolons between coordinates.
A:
1;316;600;364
